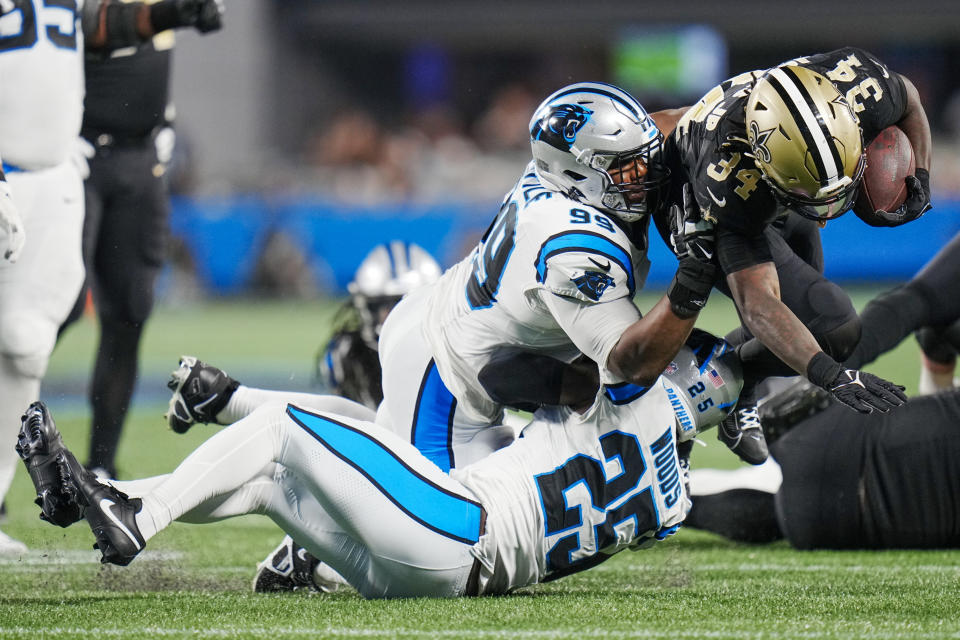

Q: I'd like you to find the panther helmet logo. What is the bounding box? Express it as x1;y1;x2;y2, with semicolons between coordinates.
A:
572;270;615;301
531;104;594;152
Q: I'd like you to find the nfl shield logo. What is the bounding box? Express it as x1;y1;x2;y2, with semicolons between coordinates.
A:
664;361;679;375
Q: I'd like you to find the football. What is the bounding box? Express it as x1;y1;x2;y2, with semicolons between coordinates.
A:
853;125;915;216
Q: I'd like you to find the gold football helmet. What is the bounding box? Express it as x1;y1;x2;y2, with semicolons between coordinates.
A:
746;66;865;220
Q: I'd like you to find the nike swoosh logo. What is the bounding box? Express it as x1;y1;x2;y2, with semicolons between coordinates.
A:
193;393;220;416
706;188;726;208
588;257;611;272
99;498;143;550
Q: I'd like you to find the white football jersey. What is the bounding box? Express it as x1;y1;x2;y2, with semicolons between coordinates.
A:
453;382;688;594
423;162;650;424
0;0;85;169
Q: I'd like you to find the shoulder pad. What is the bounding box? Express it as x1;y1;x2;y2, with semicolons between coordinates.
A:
534;230;636;303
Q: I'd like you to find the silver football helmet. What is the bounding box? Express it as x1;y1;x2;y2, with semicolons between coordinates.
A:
348;241;442;348
529;81;670;222
659;335;743;442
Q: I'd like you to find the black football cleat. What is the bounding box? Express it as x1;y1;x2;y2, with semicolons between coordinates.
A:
56;457;146;566
253;535;341;594
165;355;240;434
717;401;769;466
16;402;85;528
759;378;833;445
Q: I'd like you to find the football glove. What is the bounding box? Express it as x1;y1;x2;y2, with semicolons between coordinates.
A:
806;352;907;414
669;183;715;263
0;179;26;264
873;168;932;227
668;184;717;319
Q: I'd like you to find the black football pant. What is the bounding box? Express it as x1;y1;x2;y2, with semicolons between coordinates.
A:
718;214;861;392
60;140;170;476
845;231;960;368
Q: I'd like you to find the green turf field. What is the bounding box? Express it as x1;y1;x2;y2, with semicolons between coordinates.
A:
2;291;957;640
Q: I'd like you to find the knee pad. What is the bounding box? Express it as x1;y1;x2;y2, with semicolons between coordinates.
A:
805;280;860;360
0;311;56;379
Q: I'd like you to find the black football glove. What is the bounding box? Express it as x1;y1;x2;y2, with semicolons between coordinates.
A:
873;168;931;227
806;352;907;414
669;183;715;263
668;184;717;319
176;0;223;33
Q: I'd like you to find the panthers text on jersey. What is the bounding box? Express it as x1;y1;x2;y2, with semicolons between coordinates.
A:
0;0;85;170
452;382;687;594
422;161;651;424
663;47;908;275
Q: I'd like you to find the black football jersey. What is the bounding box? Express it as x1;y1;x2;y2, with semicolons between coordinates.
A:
662;47;909;275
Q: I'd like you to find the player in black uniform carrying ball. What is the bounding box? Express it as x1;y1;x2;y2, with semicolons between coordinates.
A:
656;48;932;464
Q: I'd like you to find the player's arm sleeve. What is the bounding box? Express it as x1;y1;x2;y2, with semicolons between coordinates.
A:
848;48;909;137
538;290;641;368
715;224;773;277
83;0;145;49
84;0;214;49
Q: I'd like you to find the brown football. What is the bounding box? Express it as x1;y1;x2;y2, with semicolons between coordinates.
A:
853;125;915;217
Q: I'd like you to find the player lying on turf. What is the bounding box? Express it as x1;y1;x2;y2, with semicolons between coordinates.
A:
17;336;742;598
684;378;960;550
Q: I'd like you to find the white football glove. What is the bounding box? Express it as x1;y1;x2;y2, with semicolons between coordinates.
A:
0;180;26;264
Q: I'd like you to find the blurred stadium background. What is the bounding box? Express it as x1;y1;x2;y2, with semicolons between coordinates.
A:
161;0;960;299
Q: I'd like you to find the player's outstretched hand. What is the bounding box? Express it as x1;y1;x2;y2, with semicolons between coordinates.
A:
0;180;26;264
176;0;223;33
806;352;907;414
667;184;716;319
875;168;932;226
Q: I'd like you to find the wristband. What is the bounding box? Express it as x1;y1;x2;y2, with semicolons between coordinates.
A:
667;257;716;319
915;167;930;195
806;352;842;389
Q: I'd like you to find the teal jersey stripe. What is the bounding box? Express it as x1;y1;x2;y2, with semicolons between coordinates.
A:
534;231;635;296
287;405;483;545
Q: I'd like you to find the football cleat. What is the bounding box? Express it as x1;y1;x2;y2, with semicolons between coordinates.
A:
165;356;240;434
717;402;769;466
759;378;833;444
253;535;340;594
16;402;85;527
61;458;146;566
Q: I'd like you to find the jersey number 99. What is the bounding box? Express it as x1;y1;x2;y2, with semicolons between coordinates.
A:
0;0;78;53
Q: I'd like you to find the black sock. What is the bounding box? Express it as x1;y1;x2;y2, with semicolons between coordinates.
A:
686;489;783;543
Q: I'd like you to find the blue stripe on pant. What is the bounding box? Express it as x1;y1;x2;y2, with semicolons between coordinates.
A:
287;404;483;545
410;359;457;472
